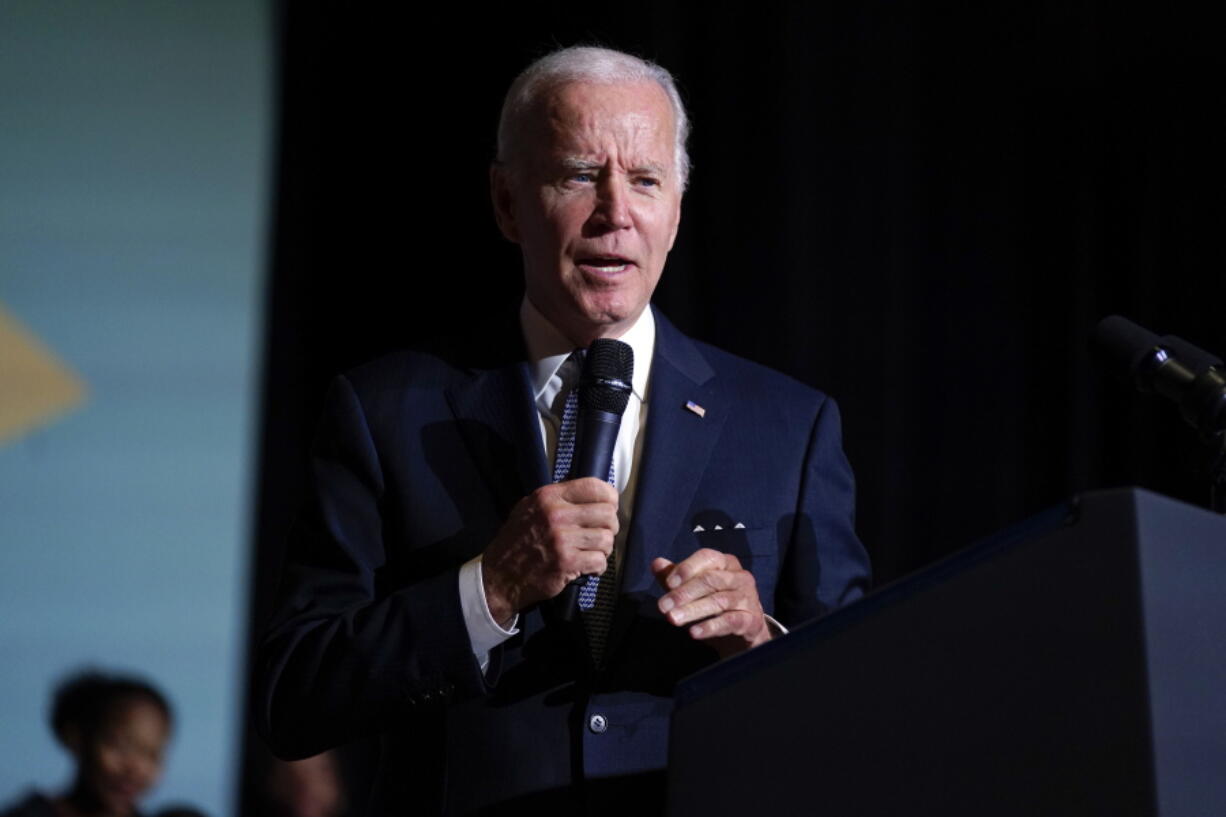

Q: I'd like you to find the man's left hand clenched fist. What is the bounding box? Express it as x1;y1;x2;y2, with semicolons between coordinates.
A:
652;549;771;659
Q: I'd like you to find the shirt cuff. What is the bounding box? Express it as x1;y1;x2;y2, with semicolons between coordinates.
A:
459;555;520;673
764;614;788;638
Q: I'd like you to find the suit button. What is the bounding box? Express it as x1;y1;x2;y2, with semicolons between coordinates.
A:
588;714;608;734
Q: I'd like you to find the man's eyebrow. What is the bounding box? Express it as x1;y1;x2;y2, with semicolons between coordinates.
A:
630;163;669;177
556;157;671;177
559;157;602;171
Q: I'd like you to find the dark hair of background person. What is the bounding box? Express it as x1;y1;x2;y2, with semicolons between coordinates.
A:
51;671;173;746
239;2;1225;813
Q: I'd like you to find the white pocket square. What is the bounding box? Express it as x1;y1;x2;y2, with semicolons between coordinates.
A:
692;521;748;532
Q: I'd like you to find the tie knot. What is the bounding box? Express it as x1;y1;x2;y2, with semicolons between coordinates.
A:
560;348;585;388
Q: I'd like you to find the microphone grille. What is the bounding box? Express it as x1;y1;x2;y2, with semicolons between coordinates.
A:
580;339;634;415
1092;315;1163;380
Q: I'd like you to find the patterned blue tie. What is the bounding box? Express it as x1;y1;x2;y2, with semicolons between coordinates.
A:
552;351;618;662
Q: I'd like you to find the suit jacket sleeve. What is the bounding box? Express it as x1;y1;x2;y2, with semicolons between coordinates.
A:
776;394;870;626
254;373;487;760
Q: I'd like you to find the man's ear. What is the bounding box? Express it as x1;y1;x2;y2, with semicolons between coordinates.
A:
665;193;683;252
490;164;520;244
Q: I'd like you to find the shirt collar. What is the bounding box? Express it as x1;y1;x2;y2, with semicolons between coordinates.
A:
520;296;655;405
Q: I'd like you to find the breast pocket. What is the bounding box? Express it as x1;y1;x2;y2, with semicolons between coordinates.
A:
686;511;781;605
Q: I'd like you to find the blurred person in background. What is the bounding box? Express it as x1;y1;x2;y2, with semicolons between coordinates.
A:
1;671;172;817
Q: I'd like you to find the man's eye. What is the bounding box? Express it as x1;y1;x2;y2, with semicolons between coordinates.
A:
635;176;661;188
569;172;594;183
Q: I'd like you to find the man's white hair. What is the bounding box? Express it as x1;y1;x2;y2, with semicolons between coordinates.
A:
496;46;691;189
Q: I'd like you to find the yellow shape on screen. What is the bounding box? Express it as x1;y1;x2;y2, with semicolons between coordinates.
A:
0;302;87;444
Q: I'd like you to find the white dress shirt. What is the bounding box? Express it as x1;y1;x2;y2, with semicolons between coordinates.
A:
459;299;656;670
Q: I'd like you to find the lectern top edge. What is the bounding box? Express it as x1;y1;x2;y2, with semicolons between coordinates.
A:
674;490;1094;709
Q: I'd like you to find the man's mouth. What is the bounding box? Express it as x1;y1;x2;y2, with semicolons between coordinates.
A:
577;256;633;274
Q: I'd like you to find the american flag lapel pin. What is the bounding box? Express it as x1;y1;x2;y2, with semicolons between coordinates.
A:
685;400;706;418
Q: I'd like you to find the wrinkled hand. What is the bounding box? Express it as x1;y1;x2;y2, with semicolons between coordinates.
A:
482;478;618;626
652;549;771;658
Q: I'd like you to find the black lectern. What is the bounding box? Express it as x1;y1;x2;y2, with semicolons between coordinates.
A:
667;488;1225;816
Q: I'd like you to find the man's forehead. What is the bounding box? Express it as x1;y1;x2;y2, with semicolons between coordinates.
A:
534;80;676;162
544;78;670;109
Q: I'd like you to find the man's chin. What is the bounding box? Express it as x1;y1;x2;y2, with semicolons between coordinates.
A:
576;306;643;341
579;289;648;323
533;290;645;345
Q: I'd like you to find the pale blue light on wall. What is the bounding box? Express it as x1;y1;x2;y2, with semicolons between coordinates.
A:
0;3;271;815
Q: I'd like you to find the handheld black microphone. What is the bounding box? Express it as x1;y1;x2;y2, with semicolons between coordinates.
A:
1092;315;1226;435
557;338;633;620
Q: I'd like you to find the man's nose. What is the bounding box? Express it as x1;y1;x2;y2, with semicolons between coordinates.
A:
590;176;632;231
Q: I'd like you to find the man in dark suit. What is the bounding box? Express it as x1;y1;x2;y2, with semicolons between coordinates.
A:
256;46;870;815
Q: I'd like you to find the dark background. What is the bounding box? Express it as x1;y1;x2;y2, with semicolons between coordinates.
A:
243;1;1223;810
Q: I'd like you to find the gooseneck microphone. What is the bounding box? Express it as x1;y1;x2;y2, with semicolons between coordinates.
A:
557;338;633;620
1092;315;1226;435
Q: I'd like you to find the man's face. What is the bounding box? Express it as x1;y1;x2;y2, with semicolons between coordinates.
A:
493;80;683;345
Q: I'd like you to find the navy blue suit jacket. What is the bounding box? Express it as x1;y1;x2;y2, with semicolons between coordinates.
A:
256;309;870;814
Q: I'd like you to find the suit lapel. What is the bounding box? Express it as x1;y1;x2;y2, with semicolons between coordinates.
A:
607;313;726;656
444;341;550;519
